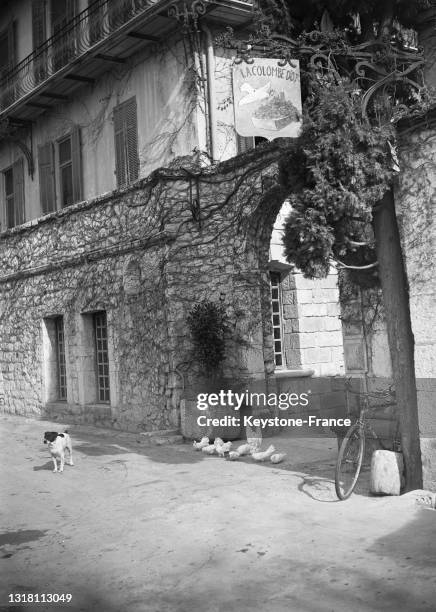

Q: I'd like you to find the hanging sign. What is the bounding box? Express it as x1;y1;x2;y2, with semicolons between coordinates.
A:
232;58;302;140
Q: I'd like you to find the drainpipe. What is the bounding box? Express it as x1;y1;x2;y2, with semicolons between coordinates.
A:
201;23;217;162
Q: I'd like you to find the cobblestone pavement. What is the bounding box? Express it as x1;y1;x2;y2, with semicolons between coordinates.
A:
1;414;435;612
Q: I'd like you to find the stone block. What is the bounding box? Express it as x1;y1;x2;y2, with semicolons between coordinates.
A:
327;303;341;316
301;347;332;364
299;303;328;317
283;319;299;333
324;317;342;331
284;348;302;367
298;333;318;349
299;318;325;332
370;450;404;496
296;289;314;304
282;304;299;319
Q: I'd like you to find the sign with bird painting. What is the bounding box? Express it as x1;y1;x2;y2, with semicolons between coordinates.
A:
232;58;302;140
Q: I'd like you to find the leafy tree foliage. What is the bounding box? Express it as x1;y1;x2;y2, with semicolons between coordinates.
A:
238;1;433;284
281;76;394;279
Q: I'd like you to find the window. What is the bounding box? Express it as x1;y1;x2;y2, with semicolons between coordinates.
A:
32;1;48;82
42;316;68;402
0;22;16;108
52;0;78;70
38;142;56;213
270;272;284;367
0;23;15;79
3;160;25;229
94;311;110;402
57;128;82;207
113;97;139;187
55;317;67;400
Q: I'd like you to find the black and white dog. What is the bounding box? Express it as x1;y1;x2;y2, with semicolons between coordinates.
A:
43;431;74;473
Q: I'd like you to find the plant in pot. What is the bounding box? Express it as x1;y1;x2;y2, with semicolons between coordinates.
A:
187;299;241;441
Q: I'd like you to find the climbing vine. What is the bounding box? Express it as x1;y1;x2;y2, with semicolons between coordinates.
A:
217;1;434;288
187;299;228;376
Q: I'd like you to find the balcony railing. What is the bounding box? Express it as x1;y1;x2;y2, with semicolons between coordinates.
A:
0;0;255;118
0;0;166;115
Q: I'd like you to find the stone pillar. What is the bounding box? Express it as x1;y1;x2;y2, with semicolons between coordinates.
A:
397;125;436;490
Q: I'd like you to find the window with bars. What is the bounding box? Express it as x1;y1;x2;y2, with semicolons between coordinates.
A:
54;316;67;400
3;159;25;229
113;97;139;188
94;311;110;403
270;272;284;368
57;127;82;207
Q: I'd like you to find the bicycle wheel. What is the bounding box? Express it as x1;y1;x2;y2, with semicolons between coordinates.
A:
335;422;365;500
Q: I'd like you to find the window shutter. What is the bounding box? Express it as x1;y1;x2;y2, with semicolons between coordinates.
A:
236;134;254;154
71;126;82;203
113;104;126;187
32;1;46;49
38;142;56;214
13;159;25;226
113;97;139;188
125;97;139;184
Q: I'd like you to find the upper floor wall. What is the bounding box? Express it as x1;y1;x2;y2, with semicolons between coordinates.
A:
0;0;257;231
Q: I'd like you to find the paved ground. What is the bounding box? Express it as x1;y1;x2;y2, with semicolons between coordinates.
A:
0;414;435;612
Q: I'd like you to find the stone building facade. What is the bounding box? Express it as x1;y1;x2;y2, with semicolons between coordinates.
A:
2;0;434;491
0;0;348;436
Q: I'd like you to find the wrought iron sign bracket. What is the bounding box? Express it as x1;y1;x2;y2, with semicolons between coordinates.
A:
168;0;207;32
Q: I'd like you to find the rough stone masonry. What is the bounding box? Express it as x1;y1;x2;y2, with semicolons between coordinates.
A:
0;144;286;432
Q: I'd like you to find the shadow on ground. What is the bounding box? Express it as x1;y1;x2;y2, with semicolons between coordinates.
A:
368;508;436;569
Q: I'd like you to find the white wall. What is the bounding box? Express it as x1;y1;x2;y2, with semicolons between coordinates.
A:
0;33;200;227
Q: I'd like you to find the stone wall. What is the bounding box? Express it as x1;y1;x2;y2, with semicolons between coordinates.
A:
397;122;436;490
0;144;285;432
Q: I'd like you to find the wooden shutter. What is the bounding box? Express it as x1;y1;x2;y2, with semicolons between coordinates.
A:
113;97;139;188
114;103;127;187
125;97;139;184
71;126;82;203
13;159;25;226
38;142;56;214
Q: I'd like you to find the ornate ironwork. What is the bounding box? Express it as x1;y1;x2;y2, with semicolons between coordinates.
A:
269;34;426;122
167;1;207;32
0;0;163;117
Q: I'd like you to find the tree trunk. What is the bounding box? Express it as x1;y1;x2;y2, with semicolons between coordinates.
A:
372;189;423;491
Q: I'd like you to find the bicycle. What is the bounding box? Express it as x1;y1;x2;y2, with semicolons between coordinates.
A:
335;380;400;500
